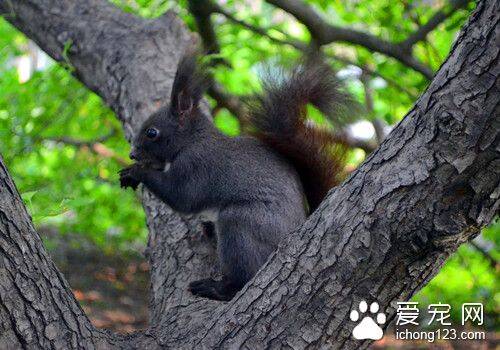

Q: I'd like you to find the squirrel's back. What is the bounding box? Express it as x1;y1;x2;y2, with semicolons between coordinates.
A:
248;62;351;212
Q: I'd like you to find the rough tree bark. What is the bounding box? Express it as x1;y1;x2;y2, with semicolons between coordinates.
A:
0;0;498;349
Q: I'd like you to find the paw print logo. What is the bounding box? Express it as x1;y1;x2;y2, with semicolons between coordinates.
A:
350;301;386;340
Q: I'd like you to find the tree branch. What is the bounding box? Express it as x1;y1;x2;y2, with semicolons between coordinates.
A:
43;132;129;166
209;10;420;99
0;0;498;349
469;240;498;270
326;52;418;99
331;129;377;154
401;0;470;49
212;4;307;51
265;0;436;78
187;0;375;153
186;1;222;56
0;155;133;348
207;83;246;118
361;72;388;145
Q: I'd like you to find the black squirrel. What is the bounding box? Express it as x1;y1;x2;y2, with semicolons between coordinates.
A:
119;54;349;301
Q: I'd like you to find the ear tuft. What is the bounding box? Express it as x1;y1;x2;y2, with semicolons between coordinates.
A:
170;51;210;122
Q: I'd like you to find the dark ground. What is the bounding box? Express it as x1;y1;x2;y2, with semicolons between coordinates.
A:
42;228;149;333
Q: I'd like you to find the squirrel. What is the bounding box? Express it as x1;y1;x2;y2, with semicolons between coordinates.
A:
119;54;349;301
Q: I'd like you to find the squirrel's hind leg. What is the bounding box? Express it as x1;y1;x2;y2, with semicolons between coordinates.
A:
188;278;238;301
188;206;279;301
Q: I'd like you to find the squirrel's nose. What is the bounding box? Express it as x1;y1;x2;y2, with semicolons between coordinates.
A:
129;148;139;160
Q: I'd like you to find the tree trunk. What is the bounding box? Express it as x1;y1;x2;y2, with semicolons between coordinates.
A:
0;0;498;349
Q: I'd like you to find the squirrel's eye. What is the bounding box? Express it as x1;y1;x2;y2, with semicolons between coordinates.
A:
145;127;159;139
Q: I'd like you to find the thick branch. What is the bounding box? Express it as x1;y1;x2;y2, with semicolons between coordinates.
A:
0;0;498;349
0;156;134;348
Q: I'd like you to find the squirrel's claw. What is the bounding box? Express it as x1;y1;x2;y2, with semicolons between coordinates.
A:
119;166;140;190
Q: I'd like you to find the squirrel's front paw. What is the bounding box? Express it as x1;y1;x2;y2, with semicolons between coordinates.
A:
119;165;141;190
188;278;237;301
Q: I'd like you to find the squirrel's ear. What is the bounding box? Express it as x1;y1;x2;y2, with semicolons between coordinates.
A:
170;52;209;124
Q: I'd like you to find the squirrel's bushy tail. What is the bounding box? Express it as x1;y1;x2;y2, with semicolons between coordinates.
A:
248;62;352;212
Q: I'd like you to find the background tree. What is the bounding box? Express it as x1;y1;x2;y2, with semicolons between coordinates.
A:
0;0;498;348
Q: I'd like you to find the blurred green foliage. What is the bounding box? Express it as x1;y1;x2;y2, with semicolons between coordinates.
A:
0;24;146;252
0;0;497;328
